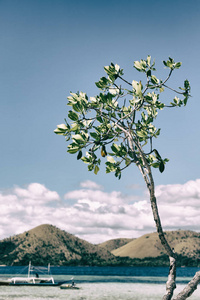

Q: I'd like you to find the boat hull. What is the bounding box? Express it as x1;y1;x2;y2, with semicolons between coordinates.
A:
60;286;80;290
60;284;80;290
0;280;66;287
0;280;10;286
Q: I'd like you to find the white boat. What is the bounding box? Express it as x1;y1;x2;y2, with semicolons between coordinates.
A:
0;262;65;286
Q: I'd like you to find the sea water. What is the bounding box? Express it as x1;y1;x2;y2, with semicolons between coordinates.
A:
0;282;200;300
0;266;200;300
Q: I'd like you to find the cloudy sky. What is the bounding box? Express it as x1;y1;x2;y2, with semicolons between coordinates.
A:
0;0;200;243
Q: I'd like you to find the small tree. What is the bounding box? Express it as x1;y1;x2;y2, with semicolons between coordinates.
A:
54;56;199;299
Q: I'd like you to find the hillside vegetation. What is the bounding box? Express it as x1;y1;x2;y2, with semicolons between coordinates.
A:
112;230;200;259
98;238;133;252
0;224;118;266
1;225;200;267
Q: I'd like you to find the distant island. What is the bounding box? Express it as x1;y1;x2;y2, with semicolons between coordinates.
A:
0;224;200;267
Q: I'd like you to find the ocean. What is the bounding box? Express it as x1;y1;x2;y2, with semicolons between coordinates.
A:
0;266;200;299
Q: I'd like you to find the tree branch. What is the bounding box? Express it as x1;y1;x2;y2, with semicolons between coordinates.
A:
173;271;200;300
118;75;132;86
163;84;186;95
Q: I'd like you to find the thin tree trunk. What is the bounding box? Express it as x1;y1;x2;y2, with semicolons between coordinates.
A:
133;139;177;300
144;169;200;300
163;256;176;300
150;194;177;300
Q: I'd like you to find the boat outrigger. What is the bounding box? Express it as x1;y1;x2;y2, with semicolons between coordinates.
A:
0;262;65;286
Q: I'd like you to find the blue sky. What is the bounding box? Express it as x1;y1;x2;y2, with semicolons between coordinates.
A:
0;0;200;242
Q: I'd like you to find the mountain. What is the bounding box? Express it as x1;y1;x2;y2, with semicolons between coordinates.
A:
111;230;200;259
98;238;134;252
0;224;118;266
1;225;200;267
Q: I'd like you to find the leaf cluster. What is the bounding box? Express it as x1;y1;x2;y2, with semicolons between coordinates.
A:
55;56;191;179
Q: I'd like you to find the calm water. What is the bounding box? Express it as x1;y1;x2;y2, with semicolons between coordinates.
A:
0;266;200;299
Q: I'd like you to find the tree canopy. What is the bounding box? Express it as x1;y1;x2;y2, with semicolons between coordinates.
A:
55;56;190;181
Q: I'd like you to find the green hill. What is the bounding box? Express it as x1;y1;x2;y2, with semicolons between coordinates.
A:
111;230;200;260
0;224;118;266
1;225;200;267
98;238;134;252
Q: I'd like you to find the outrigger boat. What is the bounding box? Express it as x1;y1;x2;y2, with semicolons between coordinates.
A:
0;262;65;286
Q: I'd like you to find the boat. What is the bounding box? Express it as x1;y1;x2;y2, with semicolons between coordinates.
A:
60;277;80;290
60;284;80;290
0;262;65;286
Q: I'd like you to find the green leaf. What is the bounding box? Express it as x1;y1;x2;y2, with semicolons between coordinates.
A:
101;145;107;157
54;123;69;135
90;132;100;140
125;158;131;166
159;161;165;173
184;79;190;90
95;77;111;89
154;149;161;160
175;62;182;69
155;128;161;137
72;134;86;144
57;124;68;130
111;143;120;153
151;75;159;85
115;168;121;179
132;80;142;96
105;161;117;173
151;162;160;168
134;60;146;72
77;150;82;160
147;70;151;77
136;130;147;138
134;61;143;71
81;156;90;164
67;145;80;154
183;97;188;106
54;128;65;135
94;165;99;175
72;103;82;112
159;87;164;93
107;156;116;163
163;60;167;67
70;123;79;132
147;55;151;66
68;111;79;121
163;58;174;69
88;164;94;171
96;116;103;123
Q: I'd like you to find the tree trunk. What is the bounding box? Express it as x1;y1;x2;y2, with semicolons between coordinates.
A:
163;256;176;300
135;144;177;300
150;194;177;300
134;140;200;299
147;177;200;300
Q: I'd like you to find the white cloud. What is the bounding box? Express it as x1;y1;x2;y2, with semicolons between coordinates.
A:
156;179;200;230
64;188;127;206
14;183;60;203
156;179;200;204
80;180;103;190
0;179;200;244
